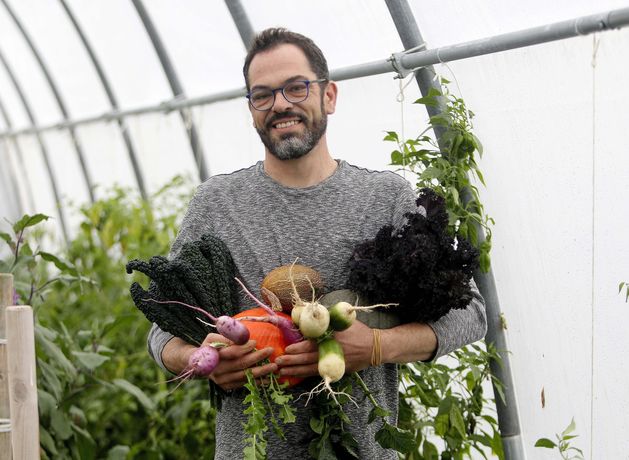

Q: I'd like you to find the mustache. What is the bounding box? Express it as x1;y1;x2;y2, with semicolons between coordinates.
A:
265;111;305;129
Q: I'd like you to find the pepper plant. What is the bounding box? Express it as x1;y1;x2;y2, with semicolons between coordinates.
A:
0;177;220;459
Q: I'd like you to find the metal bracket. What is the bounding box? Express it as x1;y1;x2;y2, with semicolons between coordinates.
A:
389;42;428;79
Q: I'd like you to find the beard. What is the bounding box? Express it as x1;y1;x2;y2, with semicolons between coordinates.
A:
256;108;328;161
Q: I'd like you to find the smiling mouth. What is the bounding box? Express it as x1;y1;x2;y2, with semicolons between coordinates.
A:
273;119;301;129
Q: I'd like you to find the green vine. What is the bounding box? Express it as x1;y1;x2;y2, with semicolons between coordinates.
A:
242;369;296;460
535;418;585;459
386;78;503;458
387;78;494;272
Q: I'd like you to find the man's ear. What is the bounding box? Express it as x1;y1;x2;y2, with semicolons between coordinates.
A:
323;81;338;115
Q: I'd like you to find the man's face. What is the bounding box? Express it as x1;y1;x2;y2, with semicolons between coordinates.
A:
247;44;336;160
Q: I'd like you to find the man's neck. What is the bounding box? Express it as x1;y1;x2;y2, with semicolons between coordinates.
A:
263;143;338;188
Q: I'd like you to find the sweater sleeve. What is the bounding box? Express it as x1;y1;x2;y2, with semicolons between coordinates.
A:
147;323;175;374
427;278;487;359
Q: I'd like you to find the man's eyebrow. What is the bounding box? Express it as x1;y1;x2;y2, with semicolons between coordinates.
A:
250;75;309;91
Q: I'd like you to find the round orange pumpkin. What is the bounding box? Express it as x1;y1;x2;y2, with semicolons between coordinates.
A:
233;307;303;387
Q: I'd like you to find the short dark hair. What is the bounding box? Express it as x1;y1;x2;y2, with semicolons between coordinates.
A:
243;28;329;89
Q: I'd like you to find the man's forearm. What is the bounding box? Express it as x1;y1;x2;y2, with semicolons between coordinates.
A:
380;322;438;363
161;336;197;374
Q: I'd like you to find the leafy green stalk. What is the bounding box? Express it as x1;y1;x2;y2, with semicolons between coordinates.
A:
387;79;494;272
242;368;296;459
535;418;585;460
353;373;415;454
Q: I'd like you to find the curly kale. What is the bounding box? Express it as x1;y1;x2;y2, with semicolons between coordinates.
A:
345;188;479;323
126;233;240;345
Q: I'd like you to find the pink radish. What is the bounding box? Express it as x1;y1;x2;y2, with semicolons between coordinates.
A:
143;298;250;345
234;278;304;345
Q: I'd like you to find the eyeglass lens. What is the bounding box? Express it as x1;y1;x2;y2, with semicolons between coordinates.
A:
250;81;310;110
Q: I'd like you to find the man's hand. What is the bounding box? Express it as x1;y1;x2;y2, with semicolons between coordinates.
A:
275;320;373;379
201;333;278;391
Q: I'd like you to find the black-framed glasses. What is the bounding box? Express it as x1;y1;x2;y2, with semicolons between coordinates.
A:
246;78;328;111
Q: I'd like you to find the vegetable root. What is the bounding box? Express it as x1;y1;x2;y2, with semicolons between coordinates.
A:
166;344;220;393
142;298;250;345
303;337;357;406
234;277;304;345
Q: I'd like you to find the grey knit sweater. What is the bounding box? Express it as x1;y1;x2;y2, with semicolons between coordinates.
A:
148;160;487;459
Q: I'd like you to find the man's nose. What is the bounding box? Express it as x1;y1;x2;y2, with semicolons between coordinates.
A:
271;90;294;112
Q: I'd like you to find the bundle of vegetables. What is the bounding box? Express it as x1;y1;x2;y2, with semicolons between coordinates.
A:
345;187;479;323
126;233;241;345
126;233;305;389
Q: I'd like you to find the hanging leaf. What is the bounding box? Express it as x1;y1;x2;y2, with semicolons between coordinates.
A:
13;213;50;233
113;378;156;412
375;422;415;453
72;351;110;371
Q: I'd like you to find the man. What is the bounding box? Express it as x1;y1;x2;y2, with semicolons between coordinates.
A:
148;28;487;459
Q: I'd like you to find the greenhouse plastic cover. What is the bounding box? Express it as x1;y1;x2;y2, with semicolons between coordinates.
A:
0;1;628;458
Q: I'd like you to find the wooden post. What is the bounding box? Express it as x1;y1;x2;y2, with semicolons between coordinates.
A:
0;274;13;460
6;305;39;459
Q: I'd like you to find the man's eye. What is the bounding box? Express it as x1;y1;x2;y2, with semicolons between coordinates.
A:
251;91;271;102
285;83;308;96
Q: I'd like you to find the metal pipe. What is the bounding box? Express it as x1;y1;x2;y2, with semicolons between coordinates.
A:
57;0;147;199
131;0;209;182
0;95;32;214
0;47;68;242
0;140;21;218
400;8;629;73
224;0;255;49
385;1;526;458
2;6;628;140
1;0;95;203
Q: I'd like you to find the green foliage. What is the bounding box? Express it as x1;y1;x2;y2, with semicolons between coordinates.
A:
535;418;585;459
386;79;502;458
398;344;504;459
308;377;359;459
619;281;629;302
1;177;222;458
387;80;494;272
242;369;296;459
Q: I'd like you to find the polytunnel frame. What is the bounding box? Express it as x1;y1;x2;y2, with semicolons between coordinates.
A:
0;92;33;215
0;45;69;242
1;4;629;458
58;0;148;199
131;0;210;182
1;0;94;211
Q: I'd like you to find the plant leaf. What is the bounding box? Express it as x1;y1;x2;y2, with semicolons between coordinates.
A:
13;213;49;233
375;422;415;453
72;351;110;371
113;378;156;412
39;251;78;276
535;438;557;448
